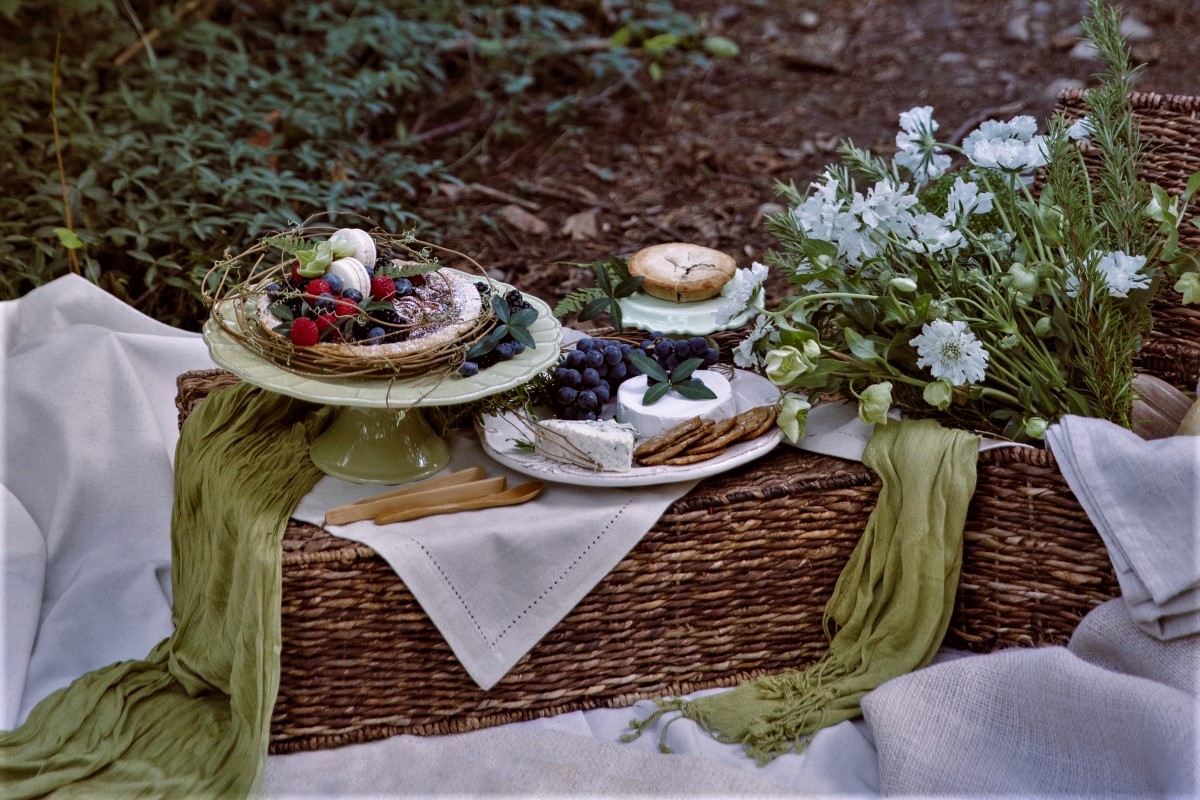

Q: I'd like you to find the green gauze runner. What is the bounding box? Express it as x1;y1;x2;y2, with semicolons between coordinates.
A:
625;418;980;764
0;384;330;798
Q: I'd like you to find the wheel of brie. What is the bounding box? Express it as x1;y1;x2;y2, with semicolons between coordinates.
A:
256;269;483;359
614;370;737;439
627;243;738;303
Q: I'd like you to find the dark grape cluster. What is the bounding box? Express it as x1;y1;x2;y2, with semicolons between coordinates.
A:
459;285;531;377
548;332;719;420
637;332;719;385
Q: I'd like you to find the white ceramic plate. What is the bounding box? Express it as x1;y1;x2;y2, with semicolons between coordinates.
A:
202;269;563;409
615;290;752;335
477;369;783;487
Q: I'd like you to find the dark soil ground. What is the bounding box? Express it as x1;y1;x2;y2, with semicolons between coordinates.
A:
414;0;1200;314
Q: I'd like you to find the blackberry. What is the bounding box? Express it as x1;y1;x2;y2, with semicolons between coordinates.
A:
371;308;400;327
475;282;491;295
282;295;305;318
504;289;522;304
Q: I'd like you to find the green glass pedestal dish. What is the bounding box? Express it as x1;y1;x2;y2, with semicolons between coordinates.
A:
203;270;562;484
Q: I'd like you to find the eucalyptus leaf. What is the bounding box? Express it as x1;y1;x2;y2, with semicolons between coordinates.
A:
508;325;535;349
578;296;611;321
628;351;668;383
491;294;510;323
670;356;704;382
510;307;538;328
672;379;717;400
642;381;671;405
268;300;294;321
465;326;508;359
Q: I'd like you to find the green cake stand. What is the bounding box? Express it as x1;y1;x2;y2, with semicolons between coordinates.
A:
203;272;562;485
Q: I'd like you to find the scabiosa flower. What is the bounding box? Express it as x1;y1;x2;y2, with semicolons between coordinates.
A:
894;106;951;184
910;319;990;386
906;212;964;255
714;262;769;326
1065;250;1151;298
1067;116;1095;141
944;177;994;225
733;314;780;370
963;115;1050;173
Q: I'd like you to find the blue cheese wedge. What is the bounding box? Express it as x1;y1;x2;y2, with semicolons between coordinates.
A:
532;418;637;472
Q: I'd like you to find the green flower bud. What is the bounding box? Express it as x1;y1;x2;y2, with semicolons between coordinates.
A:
1175;271;1200;305
1033;316;1053;338
889;277;918;293
922;380;954;410
858;381;893;426
777;394;812;443
1024;417;1049;439
1004;263;1039;295
764;341;821;386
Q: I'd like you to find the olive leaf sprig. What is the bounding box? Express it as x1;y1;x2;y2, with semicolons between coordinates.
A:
627;352;717;405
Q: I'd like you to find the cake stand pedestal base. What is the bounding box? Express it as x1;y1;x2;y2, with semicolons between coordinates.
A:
309;406;450;485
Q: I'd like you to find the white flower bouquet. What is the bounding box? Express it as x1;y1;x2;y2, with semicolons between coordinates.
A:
743;0;1200;443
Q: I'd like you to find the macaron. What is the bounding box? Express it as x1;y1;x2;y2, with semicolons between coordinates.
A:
330;228;377;270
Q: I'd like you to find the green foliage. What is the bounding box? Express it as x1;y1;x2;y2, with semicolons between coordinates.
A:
553;257;642;329
1;0;707;327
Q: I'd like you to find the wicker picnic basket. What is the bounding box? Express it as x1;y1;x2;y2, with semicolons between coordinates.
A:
175;369;1117;755
1056;90;1200;391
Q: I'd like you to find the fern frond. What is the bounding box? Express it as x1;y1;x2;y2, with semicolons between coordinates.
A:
553;287;605;318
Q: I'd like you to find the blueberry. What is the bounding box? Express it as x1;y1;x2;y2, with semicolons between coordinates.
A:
559;406;578;420
576;390;598;411
496;342;514;360
315;292;335;311
704;347;719;366
580;410;597;421
689;337;708;356
592;383;610;404
565;350;586;369
665;354;679;372
584;350;604;369
603;345;622;365
619;343;633;355
556;386;578;405
641;339;655;350
674;340;692;358
394;278;414;297
343;288;364;304
656;339;676;357
608;362;628;382
564;369;582;387
576;338;594;353
582;367;601;387
322;274;343;294
554;367;572;383
367;326;386;342
649;330;665;339
511;341;526;355
459;360;479;377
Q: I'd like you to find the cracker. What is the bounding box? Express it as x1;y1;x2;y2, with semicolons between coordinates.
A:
661;449;725;466
633;416;705;459
738;406;780;441
689;417;746;454
637;420;714;465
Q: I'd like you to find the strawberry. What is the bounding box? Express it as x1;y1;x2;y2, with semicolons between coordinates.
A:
370;276;396;301
304;279;332;297
290;317;319;347
314;312;338;335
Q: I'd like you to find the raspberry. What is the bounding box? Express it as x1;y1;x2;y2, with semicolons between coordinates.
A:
289;261;302;284
333;298;358;317
290;317;319;347
410;273;426;288
370;276;396;301
305;279;332;297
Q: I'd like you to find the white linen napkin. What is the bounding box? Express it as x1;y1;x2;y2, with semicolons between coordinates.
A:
291;435;697;689
1047;415;1200;639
